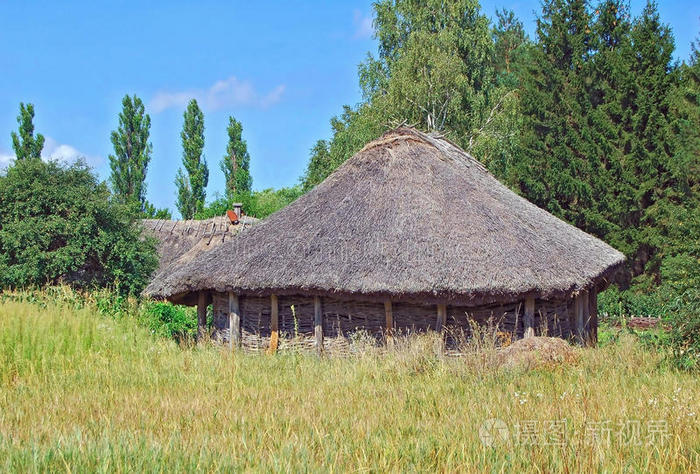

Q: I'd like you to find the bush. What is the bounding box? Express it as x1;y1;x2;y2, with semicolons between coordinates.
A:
143;200;172;219
597;286;665;323
0;159;158;294
599;253;700;370
247;187;303;218
661;254;700;370
139;301;197;342
669;297;700;370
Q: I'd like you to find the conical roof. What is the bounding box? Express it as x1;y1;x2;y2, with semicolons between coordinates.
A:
145;127;624;305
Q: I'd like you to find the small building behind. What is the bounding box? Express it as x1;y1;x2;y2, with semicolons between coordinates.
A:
142;206;257;282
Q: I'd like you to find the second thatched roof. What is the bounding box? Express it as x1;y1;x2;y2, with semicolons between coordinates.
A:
142;214;257;278
145;127;625;305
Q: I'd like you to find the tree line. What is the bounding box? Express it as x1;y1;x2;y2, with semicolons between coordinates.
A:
0;97;255;293
1;86;306;292
300;0;699;297
2;0;698;307
10;96;253;220
109;96;253;219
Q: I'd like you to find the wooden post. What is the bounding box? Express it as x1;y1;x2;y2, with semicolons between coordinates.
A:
436;304;447;353
228;292;240;350
575;291;588;346
197;291;207;341
268;294;279;354
582;290;590;346
587;289;598;347
574;293;582;345
436;304;447;331
524;297;535;339
314;296;324;355
384;300;393;346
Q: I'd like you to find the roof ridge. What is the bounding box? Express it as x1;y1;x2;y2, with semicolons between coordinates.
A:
358;133;428;154
359;127;489;173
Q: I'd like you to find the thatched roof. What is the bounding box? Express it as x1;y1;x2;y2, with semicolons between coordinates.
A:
145;127;625;305
142;215;257;277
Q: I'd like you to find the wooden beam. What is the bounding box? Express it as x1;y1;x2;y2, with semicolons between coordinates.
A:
574;293;582;344
524;297;535;339
228;292;240;350
384;300;394;346
197;291;207;341
436;304;447;331
268;294;279;354
575;291;588;346
314;296;324;355
588;289;598;346
436;304;447;353
582;290;590;346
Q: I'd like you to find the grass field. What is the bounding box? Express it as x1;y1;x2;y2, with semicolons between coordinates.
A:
1;299;699;472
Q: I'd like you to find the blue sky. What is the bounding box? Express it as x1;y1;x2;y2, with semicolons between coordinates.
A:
1;1;698;217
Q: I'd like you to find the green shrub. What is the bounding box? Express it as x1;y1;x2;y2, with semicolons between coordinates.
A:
599;254;700;370
247;187;303;218
143;200;172;219
669;297;700;370
0;159;158;294
194;194;230;219
661;254;700;370
597;286;665;322
139;301;196;341
93;288;133;319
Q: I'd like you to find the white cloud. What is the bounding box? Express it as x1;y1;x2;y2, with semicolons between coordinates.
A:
353;10;374;39
43;137;102;167
150;76;286;113
0;138;102;170
43;138;81;162
149;91;192;114
0;152;14;169
260;84;286;108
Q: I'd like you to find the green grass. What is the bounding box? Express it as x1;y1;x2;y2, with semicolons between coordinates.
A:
1;299;699;472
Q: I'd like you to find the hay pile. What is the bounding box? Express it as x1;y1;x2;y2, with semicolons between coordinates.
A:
495;337;580;370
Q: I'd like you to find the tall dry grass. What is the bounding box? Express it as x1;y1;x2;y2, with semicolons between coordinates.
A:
0;299;698;472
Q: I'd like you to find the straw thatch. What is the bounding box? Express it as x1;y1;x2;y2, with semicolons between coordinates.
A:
495;337;580;370
145;127;625;306
142;215;257;278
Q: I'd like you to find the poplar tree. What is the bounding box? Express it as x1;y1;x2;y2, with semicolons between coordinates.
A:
11;103;44;161
175;99;208;219
108;95;152;210
220;116;252;198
